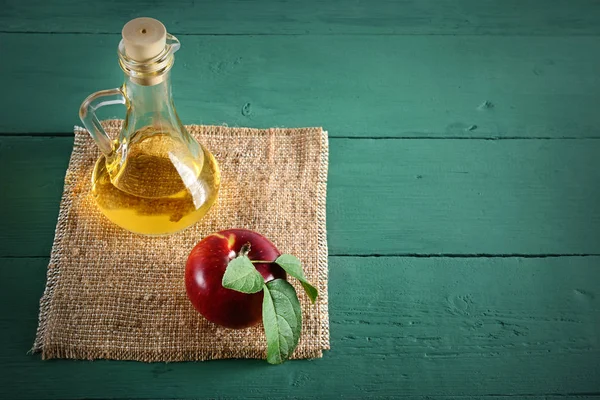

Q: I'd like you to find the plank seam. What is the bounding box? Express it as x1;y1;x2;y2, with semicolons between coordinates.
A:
330;253;600;258
2;254;599;260
50;394;600;400
3;133;600;140
2;31;600;37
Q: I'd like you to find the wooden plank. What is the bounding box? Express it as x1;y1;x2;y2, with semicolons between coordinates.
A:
1;136;600;257
1;256;598;399
0;137;70;257
2;34;600;138
328;138;600;256
2;0;600;35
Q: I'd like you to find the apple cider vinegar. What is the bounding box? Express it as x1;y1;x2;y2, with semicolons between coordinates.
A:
92;128;220;235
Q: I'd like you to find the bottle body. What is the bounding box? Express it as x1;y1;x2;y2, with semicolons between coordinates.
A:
91;130;220;235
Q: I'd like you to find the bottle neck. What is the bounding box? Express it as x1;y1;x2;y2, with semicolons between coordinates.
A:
121;71;183;135
124;70;173;106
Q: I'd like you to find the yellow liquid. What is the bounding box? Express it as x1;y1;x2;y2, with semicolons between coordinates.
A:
91;130;220;235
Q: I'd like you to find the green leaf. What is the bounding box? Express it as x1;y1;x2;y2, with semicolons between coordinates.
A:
275;254;318;303
262;279;302;364
222;255;265;294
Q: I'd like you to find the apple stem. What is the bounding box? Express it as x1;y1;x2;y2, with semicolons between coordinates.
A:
239;242;252;257
250;260;274;264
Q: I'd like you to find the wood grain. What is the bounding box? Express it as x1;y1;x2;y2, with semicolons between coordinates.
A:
2;34;600;138
2;0;600;35
2;1;599;398
1;256;598;399
1;136;599;257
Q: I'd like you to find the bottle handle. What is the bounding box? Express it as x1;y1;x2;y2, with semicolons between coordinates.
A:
79;87;127;156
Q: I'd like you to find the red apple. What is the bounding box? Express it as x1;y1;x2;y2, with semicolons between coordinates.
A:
185;229;286;329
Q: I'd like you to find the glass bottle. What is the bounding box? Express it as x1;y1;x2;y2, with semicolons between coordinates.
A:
79;18;220;235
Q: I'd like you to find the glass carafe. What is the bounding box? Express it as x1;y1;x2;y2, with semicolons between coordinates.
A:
79;18;220;235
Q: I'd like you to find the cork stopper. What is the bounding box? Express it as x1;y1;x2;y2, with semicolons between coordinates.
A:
121;18;167;62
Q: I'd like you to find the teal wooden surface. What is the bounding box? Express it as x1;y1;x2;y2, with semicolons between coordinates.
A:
2;0;600;35
1;257;599;399
2;34;600;137
1;0;599;399
2;136;600;257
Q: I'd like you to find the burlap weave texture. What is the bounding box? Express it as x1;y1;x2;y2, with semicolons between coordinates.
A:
33;120;329;361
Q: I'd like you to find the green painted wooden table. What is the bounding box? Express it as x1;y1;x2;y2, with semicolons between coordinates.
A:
1;1;599;398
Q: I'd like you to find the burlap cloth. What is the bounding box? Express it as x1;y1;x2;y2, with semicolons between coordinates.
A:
33;120;329;361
